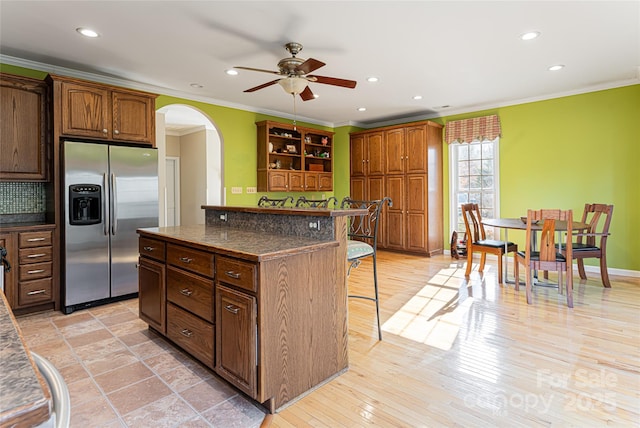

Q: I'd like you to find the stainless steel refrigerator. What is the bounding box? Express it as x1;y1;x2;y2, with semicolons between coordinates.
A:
63;141;158;314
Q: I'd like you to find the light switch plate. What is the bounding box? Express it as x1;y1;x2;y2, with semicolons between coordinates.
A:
246;187;257;194
231;187;242;194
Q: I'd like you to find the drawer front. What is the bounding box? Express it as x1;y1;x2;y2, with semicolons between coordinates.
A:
167;266;214;323
19;246;53;265
19;231;53;248
19;261;52;281
139;237;166;262
167;303;214;369
167;244;214;278
216;257;257;292
18;278;53;306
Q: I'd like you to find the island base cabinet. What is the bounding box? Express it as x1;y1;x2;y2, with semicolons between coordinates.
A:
167;303;214;369
215;285;257;399
138;257;166;334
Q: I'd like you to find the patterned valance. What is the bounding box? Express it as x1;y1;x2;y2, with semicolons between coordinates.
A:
445;114;502;144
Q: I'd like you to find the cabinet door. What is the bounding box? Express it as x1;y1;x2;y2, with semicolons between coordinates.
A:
367;176;387;248
304;172;318;191
406;125;428;174
350;177;366;201
138;257;166;334
349;134;366;176
318;173;333;191
61;82;110;138
406;174;427;252
385;175;405;250
289;171;304;192
385;128;405;175
112;91;155;144
216;285;257;398
0;233;17;307
367;132;385;176
268;171;288;191
0;76;48;181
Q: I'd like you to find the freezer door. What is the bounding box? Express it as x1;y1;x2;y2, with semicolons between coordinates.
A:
109;145;158;297
64;142;110;306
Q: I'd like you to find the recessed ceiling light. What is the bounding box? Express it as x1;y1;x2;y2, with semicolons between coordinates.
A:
520;31;540;41
357;107;367;112
76;27;99;38
366;77;379;83
548;64;565;71
225;69;238;76
412;95;423;100
190;83;204;88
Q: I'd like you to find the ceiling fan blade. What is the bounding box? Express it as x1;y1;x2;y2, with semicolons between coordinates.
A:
300;86;315;101
244;79;281;93
234;66;282;75
296;58;325;75
308;75;357;89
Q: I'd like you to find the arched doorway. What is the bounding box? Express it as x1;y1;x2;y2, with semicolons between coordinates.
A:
156;105;223;226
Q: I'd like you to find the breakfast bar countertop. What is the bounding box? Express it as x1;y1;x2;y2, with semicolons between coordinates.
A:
138;224;339;262
0;291;51;427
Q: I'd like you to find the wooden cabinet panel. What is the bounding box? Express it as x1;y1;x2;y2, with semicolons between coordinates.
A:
385;128;405;175
350;177;366;202
112;91;155;143
0;73;49;181
407;175;427;252
304;172;318;191
167;303;214;369
139;237;166;262
289;171;304;192
18;246;52;265
367;131;385;176
167;266;214;323
18;278;52;307
167;243;214;278
138;256;166;333
60;81;110;138
267;171;288;191
18;231;52;248
318;173;333;191
385;175;405;250
350;134;365;176
406;125;428;173
215;285;257;398
216;257;257;293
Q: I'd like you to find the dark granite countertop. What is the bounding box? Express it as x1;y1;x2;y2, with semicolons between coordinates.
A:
0;291;51;426
201;205;366;217
138;224;339;262
0;221;55;232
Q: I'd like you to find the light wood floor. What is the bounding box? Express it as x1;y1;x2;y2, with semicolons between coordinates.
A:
268;251;640;427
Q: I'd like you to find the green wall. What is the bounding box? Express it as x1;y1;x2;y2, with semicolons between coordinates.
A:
2;63;637;272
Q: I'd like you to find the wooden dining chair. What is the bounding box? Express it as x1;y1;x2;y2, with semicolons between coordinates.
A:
257;195;293;207
564;203;614;288
340;197;392;340
514;209;574;308
461;203;517;283
295;196;338;208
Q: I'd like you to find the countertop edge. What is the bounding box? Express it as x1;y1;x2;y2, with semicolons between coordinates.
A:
201;205;367;217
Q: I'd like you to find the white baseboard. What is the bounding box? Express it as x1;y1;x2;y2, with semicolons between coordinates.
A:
445;250;640;278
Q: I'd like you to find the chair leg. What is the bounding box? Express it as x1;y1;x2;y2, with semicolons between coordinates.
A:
514;255;520;291
464;250;473;277
496;252;504;284
372;253;382;340
577;258;588;280
600;256;612;288
479;253;487;273
525;266;533;304
566;267;574;308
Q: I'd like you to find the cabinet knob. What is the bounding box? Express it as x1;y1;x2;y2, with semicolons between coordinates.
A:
114;130;120;135
103;129;108;134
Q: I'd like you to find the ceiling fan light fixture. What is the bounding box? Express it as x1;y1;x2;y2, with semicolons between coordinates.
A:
278;77;308;95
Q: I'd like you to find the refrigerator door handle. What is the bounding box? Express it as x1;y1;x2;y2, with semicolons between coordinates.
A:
111;172;118;236
103;173;109;236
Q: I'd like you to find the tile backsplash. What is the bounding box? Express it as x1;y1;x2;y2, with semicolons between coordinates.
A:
0;182;46;214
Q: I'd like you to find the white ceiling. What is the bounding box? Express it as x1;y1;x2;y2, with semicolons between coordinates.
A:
1;1;639;129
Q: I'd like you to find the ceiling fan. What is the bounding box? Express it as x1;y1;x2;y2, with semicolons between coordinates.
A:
235;42;357;101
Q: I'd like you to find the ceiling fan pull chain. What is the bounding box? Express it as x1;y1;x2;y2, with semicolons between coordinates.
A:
293;93;297;130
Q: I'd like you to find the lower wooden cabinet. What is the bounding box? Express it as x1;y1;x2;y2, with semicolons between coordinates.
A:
138;257;166;334
216;284;257;398
167;303;214;369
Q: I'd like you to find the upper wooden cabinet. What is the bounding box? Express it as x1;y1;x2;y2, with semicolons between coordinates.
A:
0;73;50;181
48;75;157;146
350;131;384;177
256;120;334;192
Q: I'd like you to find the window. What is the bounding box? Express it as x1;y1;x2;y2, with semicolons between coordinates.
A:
450;138;500;239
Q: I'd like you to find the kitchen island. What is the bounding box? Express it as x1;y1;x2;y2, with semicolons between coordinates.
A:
137;205;363;413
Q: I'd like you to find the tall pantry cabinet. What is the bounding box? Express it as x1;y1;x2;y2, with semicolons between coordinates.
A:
349;120;443;256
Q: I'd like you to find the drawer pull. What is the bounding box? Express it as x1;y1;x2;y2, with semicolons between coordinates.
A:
27;253;46;258
27;269;45;274
27;237;46;242
180;329;193;338
179;257;193;264
180;288;193;297
225;271;241;279
27;289;47;295
224;304;239;314
143;246;155;252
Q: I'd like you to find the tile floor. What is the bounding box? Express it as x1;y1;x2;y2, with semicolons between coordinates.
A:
15;298;267;427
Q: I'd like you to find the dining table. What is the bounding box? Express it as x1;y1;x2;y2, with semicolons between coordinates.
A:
481;217;590;285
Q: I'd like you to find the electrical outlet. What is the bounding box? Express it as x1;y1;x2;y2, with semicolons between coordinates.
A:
246;187;257;194
219;213;228;221
231;187;242;194
308;221;320;231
